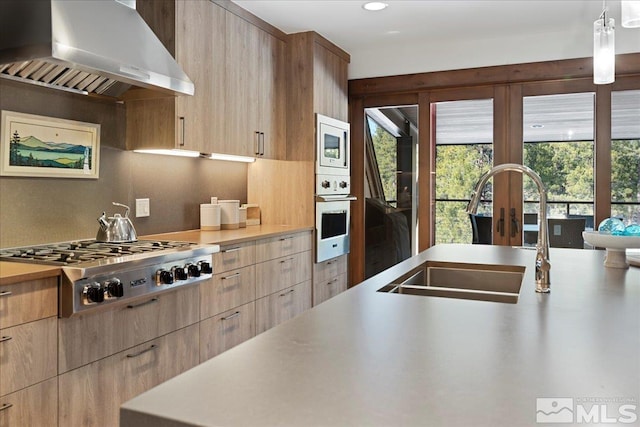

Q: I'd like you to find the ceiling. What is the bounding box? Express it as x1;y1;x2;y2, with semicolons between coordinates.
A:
233;0;640;79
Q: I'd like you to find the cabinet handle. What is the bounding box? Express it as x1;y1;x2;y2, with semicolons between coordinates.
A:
327;279;338;285
0;403;13;412
0;291;12;297
126;344;158;358
222;272;241;280
259;132;265;156
279;236;292;241
127;297;158;309
221;311;241;321
0;336;12;343
222;247;241;253
279;289;295;297
326;260;334;265
280;257;294;264
179;117;185;146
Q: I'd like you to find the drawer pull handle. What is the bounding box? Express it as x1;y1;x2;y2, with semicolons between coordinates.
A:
222;272;241;280
279;237;292;241
0;291;12;297
280;257;294;264
0;403;13;412
222;247;241;253
127;297;158;309
279;289;295;297
0;336;12;343
327;279;338;285
126;344;158;358
326;261;334;265
222;311;241;321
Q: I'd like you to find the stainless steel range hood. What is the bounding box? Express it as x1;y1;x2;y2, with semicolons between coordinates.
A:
0;0;194;98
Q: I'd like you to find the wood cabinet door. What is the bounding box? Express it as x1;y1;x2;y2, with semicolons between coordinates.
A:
58;285;200;373
224;10;260;157
201;265;256;320
58;325;199;427
313;42;349;122
255;281;312;334
0;317;57;396
256;30;286;159
255;251;312;299
176;0;225;153
313;273;348;306
0;278;57;329
0;377;58;427
200;301;255;362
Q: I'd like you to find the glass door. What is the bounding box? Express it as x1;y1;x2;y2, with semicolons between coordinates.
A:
433;99;494;244
522;92;595;248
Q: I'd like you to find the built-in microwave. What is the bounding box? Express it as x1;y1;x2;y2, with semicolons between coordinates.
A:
317;114;350;176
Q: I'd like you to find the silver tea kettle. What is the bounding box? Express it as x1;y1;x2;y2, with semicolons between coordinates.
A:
96;202;138;243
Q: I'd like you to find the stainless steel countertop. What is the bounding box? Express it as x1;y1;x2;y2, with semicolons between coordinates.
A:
121;244;640;427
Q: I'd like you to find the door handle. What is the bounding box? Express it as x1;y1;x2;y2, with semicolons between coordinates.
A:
510;208;520;237
497;207;505;237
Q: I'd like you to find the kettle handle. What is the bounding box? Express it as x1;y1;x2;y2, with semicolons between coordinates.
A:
112;202;131;218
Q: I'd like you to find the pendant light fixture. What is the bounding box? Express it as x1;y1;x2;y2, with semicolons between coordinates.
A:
593;2;615;85
621;1;640;27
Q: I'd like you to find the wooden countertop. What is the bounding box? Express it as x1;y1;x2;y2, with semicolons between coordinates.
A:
141;224;313;246
0;262;60;285
0;225;312;283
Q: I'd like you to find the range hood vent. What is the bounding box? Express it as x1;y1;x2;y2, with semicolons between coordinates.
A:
0;0;194;98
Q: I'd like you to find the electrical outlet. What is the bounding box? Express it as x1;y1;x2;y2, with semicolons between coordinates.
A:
136;198;150;217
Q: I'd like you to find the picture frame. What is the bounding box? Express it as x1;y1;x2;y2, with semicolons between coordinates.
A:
0;110;100;179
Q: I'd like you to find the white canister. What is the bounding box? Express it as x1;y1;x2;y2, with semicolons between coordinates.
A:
210;197;218;204
200;204;221;231
219;200;240;230
239;207;247;228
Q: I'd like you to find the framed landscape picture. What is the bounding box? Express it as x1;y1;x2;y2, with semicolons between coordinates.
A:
0;110;100;179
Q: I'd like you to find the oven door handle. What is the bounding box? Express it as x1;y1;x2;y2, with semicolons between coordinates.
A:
315;195;357;202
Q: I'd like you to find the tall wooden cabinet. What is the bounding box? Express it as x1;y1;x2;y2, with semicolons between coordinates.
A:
127;0;286;159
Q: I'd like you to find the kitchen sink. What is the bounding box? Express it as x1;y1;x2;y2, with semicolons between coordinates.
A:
378;261;525;303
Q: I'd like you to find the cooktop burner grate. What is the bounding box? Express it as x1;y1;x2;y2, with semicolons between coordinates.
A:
0;240;195;266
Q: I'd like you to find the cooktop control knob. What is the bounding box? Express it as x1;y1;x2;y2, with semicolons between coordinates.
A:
339;181;348;189
198;261;213;275
84;283;104;304
105;279;124;298
172;266;188;281
187;263;201;278
321;180;330;189
156;269;174;285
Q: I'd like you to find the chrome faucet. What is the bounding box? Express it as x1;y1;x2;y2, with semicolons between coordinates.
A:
466;163;550;293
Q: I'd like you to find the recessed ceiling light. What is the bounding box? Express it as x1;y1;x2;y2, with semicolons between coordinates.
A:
530;124;545;129
363;2;388;11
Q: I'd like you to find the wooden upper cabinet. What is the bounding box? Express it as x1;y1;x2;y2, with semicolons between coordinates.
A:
127;0;222;153
285;32;350;162
224;11;285;159
127;1;285;159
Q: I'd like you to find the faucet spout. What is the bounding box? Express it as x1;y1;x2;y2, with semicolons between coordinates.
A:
466;163;550;293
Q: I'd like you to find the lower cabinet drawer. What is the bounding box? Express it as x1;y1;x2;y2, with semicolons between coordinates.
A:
255;231;312;263
58;285;200;373
58;324;199;427
313;255;347;285
213;241;256;273
313;272;348;306
255;281;312;334
200;265;256;320
0;377;58;427
255;251;312;298
200;302;256;362
0;316;57;396
0;277;57;329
